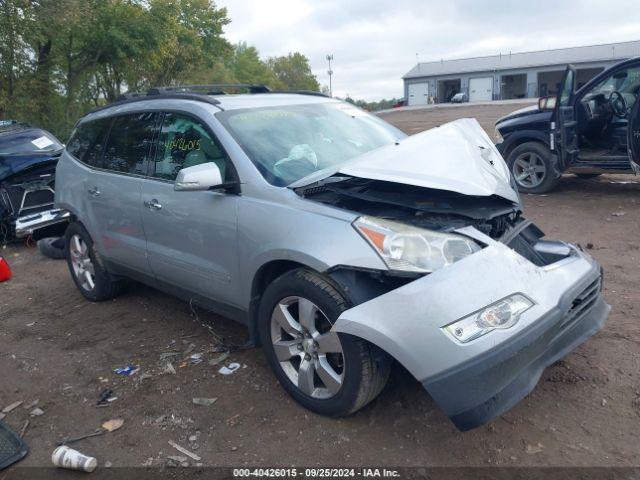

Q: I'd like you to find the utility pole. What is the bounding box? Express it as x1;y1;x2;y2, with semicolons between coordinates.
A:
326;54;334;97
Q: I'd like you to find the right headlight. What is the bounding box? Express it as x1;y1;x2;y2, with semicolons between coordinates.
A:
353;216;481;273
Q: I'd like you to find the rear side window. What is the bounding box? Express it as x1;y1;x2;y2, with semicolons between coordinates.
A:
102;112;158;175
66;118;112;167
152;113;229;181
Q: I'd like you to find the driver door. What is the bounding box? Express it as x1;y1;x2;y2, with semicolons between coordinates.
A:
629;95;640;173
553;65;578;168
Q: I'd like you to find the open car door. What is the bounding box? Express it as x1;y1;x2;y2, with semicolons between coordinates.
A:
629;95;640;174
554;65;578;168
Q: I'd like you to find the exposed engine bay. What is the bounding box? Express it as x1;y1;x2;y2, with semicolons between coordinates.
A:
297;176;568;269
0;161;57;242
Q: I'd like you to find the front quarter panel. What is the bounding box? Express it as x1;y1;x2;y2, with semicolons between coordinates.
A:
237;193;387;307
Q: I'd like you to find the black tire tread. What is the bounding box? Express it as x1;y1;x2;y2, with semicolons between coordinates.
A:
292;269;390;414
65;222;124;301
507;141;559;194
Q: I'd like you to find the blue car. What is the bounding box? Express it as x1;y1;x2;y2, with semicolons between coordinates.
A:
0;121;64;241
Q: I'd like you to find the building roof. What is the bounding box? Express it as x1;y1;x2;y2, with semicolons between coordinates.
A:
403;40;640;79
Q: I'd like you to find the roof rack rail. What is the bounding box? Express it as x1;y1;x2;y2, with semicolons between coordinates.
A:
148;84;271;95
89;84;329;115
269;90;330;98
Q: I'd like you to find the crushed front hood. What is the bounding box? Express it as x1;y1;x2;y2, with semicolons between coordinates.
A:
0;153;59;182
292;118;519;204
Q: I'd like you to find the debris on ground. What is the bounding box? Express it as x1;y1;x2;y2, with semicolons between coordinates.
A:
2;401;23;414
29;408;44;417
167;455;187;463
189;353;203;365
101;419;124;432
113;365;139;376
163;362;176;375
96;389;115;406
19;420;29;438
219;363;241;375
159;352;180;362
611;211;626;217
58;429;105;446
168;440;201;461
52;445;97;472
22;400;39;410
208;352;229;366
601;398;608;407
525;443;544;454
192;397;217;406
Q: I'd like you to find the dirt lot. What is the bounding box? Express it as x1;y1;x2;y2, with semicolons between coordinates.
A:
1;102;639;471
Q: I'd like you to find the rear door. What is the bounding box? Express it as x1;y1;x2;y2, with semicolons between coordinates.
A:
629;95;640;173
139;112;241;309
553;65;578;168
85;112;158;275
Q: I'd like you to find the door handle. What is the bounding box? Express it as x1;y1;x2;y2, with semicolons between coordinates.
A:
144;199;162;211
87;186;100;197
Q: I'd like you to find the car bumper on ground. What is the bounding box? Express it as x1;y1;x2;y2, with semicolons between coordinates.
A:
332;228;610;431
14;208;70;238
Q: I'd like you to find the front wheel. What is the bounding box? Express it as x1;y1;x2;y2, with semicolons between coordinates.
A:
258;269;390;416
507;142;559;194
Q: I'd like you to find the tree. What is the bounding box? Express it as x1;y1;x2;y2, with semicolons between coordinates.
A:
228;42;278;87
267;52;319;91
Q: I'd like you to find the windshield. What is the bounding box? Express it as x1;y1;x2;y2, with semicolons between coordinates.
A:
217;102;406;186
0;128;63;156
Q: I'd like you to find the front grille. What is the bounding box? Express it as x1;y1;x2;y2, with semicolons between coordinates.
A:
560;277;601;329
22;188;54;209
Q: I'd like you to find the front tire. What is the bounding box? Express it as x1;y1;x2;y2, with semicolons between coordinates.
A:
507;142;559;194
37;237;66;260
65;222;124;301
258;269;390;416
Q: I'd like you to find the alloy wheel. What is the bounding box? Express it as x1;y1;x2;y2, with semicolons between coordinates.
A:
69;234;96;291
513;151;547;188
270;296;344;399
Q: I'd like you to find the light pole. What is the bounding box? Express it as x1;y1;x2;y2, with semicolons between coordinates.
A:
326;54;334;97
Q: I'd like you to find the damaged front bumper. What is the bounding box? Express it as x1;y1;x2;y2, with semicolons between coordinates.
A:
14;208;70;238
332;228;609;431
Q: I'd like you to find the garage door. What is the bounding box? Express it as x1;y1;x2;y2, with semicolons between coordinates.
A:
469;77;493;102
408;83;429;106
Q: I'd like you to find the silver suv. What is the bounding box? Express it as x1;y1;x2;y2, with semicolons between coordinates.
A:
50;86;609;430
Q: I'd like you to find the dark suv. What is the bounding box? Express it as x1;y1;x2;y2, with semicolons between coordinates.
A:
495;57;640;193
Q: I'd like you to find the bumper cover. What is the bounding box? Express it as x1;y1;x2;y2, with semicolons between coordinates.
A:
427;293;608;430
333;229;609;430
14;208;70;238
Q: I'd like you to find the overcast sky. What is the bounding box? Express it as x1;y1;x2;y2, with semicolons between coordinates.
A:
217;0;640;101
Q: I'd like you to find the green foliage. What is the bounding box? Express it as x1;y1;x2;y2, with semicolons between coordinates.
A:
0;0;319;140
267;53;320;91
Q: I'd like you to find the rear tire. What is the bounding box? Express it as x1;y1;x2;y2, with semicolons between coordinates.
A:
65;222;124;301
258;268;390;416
507;142;559;194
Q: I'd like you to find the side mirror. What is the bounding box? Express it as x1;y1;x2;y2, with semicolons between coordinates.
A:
174;162;223;191
538;95;556;111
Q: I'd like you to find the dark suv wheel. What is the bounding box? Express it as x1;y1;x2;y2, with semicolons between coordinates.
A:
507;142;559;194
65;222;124;301
258;268;390;416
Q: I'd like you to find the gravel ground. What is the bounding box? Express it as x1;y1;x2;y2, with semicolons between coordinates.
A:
1;102;639;472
